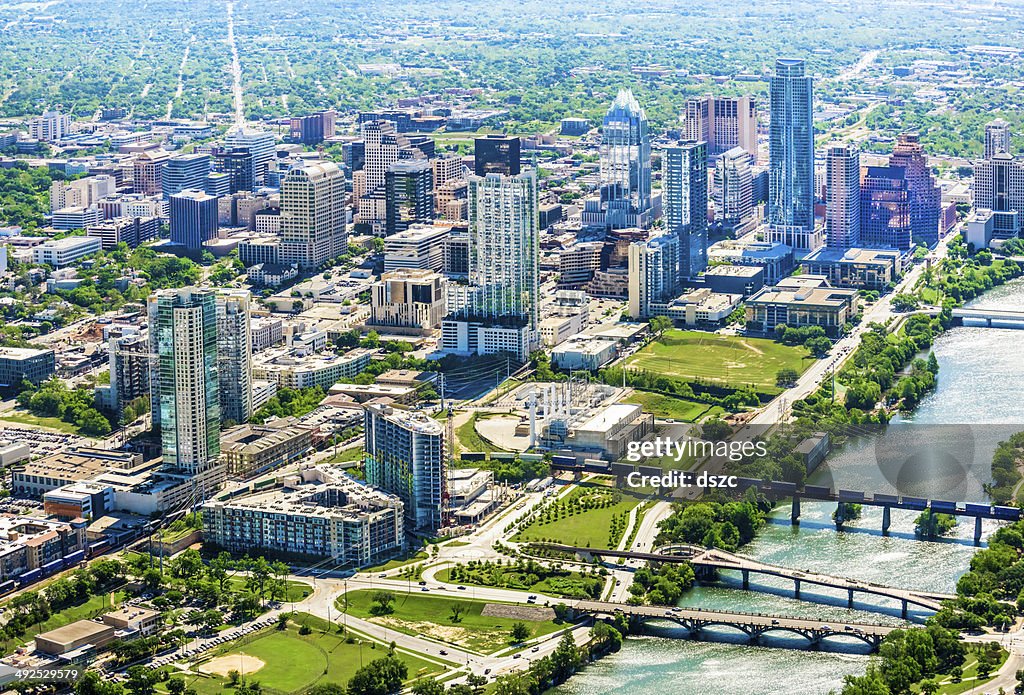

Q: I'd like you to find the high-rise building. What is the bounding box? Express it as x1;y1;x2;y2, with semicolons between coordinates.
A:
355;120;431;234
860;166;913;250
133;150;171;195
664;140;708;278
769;58;815;230
105;332;150;423
216;290;253;426
442;172;539;360
223;129;276;184
385;159;434;236
28;110;71;142
714;147;755;233
593;89;653;230
628;234;680;319
162;153;212;200
364;402;445;532
148;288;221;476
473;134;521;177
825;143;861;248
684;95;757;159
370;269;447;331
288;110;337;145
211;147;256;194
985;118;1011;160
279;161;347;268
974;153;1024;239
169;190;219;250
889;133;940;247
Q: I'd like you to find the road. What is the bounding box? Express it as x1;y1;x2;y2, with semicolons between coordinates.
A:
226;1;244;127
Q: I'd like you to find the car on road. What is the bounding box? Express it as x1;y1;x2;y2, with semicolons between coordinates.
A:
419;580;427;585
531;646;539;652
420;586;429;592
457;585;466;590
439;650;448;655
771;619;780;625
379;573;387;578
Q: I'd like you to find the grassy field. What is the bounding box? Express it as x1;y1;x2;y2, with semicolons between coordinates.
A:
223;577;312;603
1;590;126;655
340;590;562;654
360;551;429;573
910;647;1009;694
322;445;363;464
622;391;725;422
511;484;644;549
624;330;815;392
0;411;82;434
454;413;507;453
176;615;442;695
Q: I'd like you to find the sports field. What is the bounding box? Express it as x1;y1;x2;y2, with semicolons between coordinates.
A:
624;330;814;392
179;615;442;695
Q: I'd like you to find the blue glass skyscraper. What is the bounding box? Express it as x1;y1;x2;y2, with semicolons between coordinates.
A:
598;89;653;229
769;58;815;230
664;140;709;278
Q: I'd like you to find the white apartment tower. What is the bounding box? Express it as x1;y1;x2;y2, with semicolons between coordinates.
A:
279;162;347;268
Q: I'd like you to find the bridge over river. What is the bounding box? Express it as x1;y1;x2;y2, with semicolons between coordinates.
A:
542;543;956;618
573;599;896;650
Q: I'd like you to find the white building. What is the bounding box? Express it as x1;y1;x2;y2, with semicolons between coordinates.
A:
32;236;102;267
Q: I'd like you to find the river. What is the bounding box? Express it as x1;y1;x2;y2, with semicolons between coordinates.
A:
551;278;1024;695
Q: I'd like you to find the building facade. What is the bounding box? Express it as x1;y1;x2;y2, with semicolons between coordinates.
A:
768;58;815;230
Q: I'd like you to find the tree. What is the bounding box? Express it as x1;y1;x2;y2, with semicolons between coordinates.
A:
371;591;396;615
307;686;346;695
776;368;799;387
141;567;163;591
124;667;158;695
550;632;581;680
448;603;466;623
166;679;186;695
510;621;531;643
410;680;445;695
346;656;408;695
840;664;890;695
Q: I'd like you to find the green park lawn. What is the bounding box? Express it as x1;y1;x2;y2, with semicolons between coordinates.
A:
340;590;562;654
622;391;725;422
0;411;82;434
223;576;312;603
454;413;507;454
510;484;643;549
360;551;429;574
176;615;442;695
909;646;1009;694
323;445;363;464
624;330;815;392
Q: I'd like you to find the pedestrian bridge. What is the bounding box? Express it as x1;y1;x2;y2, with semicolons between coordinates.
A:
951;307;1024;328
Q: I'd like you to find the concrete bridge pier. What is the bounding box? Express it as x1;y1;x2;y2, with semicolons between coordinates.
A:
975;517;983;544
794;578;801;600
742;569;749;589
791;496;801;525
901;600;908;619
848;588;854;609
882;506;891;534
835;501;845;529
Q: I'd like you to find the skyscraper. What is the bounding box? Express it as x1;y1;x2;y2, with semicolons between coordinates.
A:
714;147;755;233
974;153;1024;239
279;161;347;268
355;120;431;234
889;133;940;247
364;402;445;532
149;288;221;476
169;190;219;250
473;134;521;177
163;153;212;200
134;150;171;196
860;166;913;250
595;89;653;230
288;110;337;145
684;95;758;159
825;143;861;248
664;140;708;278
985;119;1011;160
216;290;253;426
441;171;539;360
211;147;256;194
223;128;276;184
385;159;434;236
769;58;815;230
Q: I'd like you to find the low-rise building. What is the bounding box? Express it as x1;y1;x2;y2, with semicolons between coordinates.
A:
328;382;419;406
0;515;87;581
11;447;146;499
202;464;404;565
545;403;654;460
0;347;55;390
551;338;619;371
220;420;314;479
707;239;795;283
799;247;902;290
702;265;765;296
253;347;373;390
650;288;742;327
745;275;859;335
31;236;102;268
